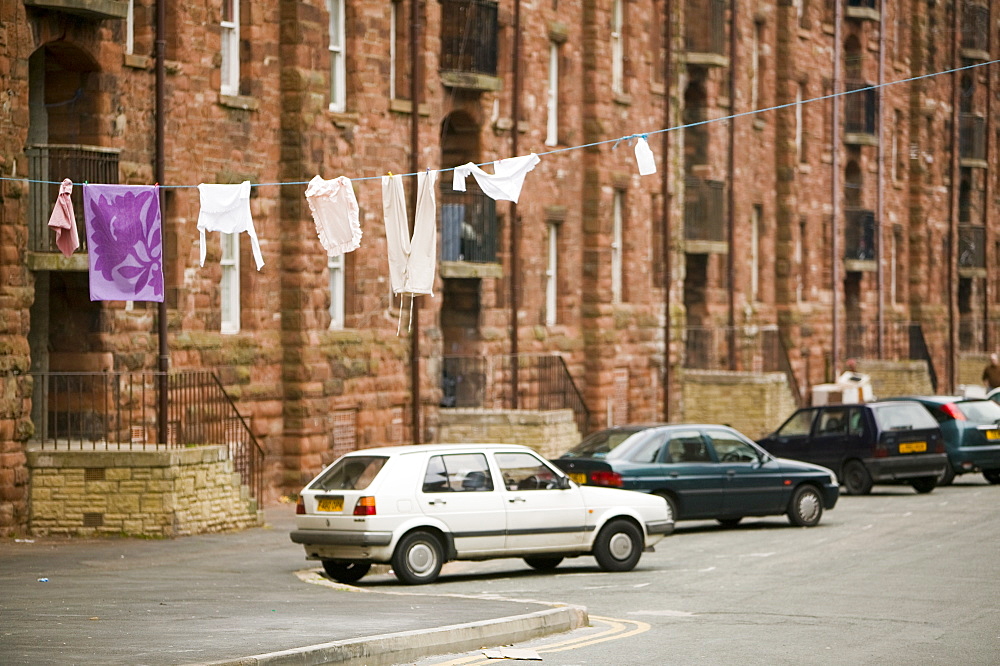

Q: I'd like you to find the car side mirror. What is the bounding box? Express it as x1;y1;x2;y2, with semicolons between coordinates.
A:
557;475;572;490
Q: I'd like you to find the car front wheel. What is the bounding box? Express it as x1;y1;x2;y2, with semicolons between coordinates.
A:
787;485;823;527
983;469;1000;485
910;476;937;494
842;460;873;495
593;519;643;572
392;531;444;585
321;560;371;584
524;556;564;571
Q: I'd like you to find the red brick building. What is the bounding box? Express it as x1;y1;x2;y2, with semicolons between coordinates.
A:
1;0;997;534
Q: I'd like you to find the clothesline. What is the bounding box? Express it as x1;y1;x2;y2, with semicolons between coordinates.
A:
3;57;995;190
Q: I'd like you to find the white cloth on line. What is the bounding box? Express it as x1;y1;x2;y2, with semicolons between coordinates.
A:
197;181;265;270
305;175;362;256
451;153;540;203
382;170;437;297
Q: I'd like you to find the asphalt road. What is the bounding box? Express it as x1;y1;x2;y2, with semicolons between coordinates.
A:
393;476;1000;665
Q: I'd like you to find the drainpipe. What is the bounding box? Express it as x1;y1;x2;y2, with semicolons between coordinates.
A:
984;6;994;351
510;0;522;406
876;0;885;358
662;0;673;421
948;1;961;392
831;1;842;379
726;0;737;370
156;0;168;445
410;0;422;442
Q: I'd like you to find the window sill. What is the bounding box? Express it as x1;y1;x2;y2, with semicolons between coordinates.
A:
389;99;431;116
613;92;632;106
124;54;150;70
328;110;360;128
218;93;259;112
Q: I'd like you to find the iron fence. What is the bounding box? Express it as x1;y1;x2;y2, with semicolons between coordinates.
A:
440;188;498;263
684;0;725;55
26;144;120;254
962;2;989;53
960;114;986;161
441;353;590;435
959;225;985;268
844;208;876;261
842;321;938;391
844;81;877;135
439;0;498;76
29;371;263;501
684;177;726;243
959;319;1000;353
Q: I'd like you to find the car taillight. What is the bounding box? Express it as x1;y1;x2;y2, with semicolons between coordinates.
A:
934;438;945;453
941;403;966;421
589;470;623;488
874;443;889;458
354;496;376;516
296;496;305;515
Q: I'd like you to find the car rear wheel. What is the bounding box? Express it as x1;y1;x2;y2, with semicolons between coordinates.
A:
321;560;371;584
653;491;678;523
983;469;1000;485
938;461;956;486
392;531;443;585
524;556;564;571
787;485;823;527
593;519;643;572
842;460;873;495
716;517;743;528
910;476;937;494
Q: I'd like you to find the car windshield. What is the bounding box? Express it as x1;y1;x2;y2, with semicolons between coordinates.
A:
956;400;1000;423
561;427;662;460
310;456;388;491
872;403;937;431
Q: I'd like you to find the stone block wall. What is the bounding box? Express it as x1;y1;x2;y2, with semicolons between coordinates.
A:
681;371;800;440
27;446;261;537
853;360;935;399
437;409;581;459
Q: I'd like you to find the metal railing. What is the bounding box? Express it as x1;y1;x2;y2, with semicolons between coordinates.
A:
844;208;876;261
29;371;264;501
684;325;786;373
847;0;877;8
959;319;1000;353
959;225;985;268
26;144;120;254
684;0;725;56
440;188;498;263
441;353;591;435
842;322;938;391
439;0;498;76
962;2;989;53
684;178;726;243
960;114;986;161
844;81;877;135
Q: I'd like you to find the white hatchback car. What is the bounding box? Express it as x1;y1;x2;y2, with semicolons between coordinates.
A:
291;443;674;584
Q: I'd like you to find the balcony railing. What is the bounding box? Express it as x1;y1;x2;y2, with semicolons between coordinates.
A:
440;188;498;263
844;81;877;135
846;0;877;8
961;2;990;53
960;114;986;162
843;322;938;391
684;177;726;243
844;208;876;261
439;0;498;76
441;353;591;436
684;0;726;56
959;224;985;268
26;144;120;254
29;371;264;501
959;319;1000;352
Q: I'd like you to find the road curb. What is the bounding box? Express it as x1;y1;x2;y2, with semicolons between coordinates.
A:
201;604;589;666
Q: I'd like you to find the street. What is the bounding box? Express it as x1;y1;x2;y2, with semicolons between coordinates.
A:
382;478;1000;665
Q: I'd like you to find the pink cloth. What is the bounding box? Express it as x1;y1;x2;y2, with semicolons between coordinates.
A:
305;175;362;256
48;178;80;257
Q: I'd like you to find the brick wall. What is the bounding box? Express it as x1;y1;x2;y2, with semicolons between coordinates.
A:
437;409;581;459
681;371;800;440
853;359;935;399
27;446;261;537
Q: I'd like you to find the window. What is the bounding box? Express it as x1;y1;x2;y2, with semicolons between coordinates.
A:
422;454;494;493
705;429;761;464
795;219;804;303
546;41;560;146
126;0;135;55
611;190;623;304
328;0;346;111
751;22;761;111
220;0;240;95
545;221;558;326
795;84;805;163
751;204;762;302
610;0;624;94
220;232;240;334
495;452;560;491
390;0;410;100
777;409;817;437
329;254;344;330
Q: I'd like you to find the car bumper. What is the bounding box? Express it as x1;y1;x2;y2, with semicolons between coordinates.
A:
950;444;1000;473
821;483;840;509
645;519;675;537
290;529;393;548
866;453;948;482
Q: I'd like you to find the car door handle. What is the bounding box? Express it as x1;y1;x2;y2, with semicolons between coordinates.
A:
427;499;447;506
727;470;736;477
508;497;527;503
668;472;679;478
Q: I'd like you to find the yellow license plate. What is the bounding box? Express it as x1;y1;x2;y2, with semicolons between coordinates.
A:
569;473;587;485
317;497;344;512
899;441;927;454
987;430;1000;441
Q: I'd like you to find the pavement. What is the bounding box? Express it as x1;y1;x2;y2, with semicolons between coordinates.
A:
0;503;587;666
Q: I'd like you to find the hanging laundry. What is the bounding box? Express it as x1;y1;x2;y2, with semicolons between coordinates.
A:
382;170;438;297
451;153;540;203
83;184;163;302
634;135;657;175
304;175;362;256
48;178;80;257
197;181;264;270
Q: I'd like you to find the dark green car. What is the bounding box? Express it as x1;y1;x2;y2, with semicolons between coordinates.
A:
552;424;840;528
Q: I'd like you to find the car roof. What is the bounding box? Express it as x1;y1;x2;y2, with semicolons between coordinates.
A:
341;443;539;457
885;395;970;405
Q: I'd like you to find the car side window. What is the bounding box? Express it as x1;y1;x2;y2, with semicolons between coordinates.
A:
817;408;849;435
495;451;560;490
776;410;816;437
705;429;761;464
847;408;864;436
422;453;494;493
665;429;710;462
628;431;670;463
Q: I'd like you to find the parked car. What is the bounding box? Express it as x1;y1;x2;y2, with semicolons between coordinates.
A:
883;396;1000;485
551;424;839;528
290;443;673;585
757;401;947;495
